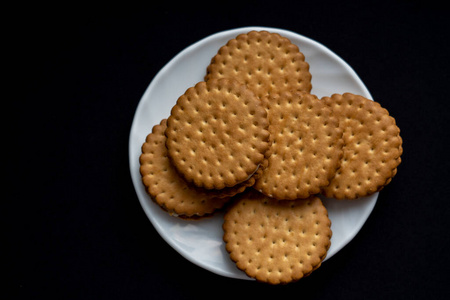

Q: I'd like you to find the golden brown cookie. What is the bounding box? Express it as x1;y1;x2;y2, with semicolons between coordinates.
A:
139;119;230;218
253;91;343;200
205;30;312;99
321;93;403;199
223;189;332;284
165;79;270;190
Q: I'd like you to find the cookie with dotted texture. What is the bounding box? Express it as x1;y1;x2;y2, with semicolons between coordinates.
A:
223;189;332;284
165;79;270;190
205;30;312;99
253;91;343;200
139;119;230;218
321;93;403;199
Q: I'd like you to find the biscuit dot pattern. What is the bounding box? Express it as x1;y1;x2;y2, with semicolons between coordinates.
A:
205;31;312;99
223;190;332;284
321;93;403;199
165;79;270;189
139;119;229;217
254;91;343;200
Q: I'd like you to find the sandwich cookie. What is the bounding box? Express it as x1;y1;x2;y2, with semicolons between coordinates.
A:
165;79;270;190
321;93;403;199
254;91;343;200
223;189;332;284
205;30;312;99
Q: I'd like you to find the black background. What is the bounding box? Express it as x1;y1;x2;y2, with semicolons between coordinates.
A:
7;1;450;299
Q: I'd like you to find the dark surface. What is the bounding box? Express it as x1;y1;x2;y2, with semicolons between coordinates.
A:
7;1;450;299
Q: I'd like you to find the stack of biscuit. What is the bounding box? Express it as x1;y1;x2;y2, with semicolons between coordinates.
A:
139;31;403;284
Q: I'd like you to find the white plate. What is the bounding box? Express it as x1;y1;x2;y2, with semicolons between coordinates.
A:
129;26;377;280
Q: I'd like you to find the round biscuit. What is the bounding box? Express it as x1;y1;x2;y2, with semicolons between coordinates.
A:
165;79;270;190
321;93;403;199
253;91;343;200
205;30;312;99
223;189;332;284
139;119;230;217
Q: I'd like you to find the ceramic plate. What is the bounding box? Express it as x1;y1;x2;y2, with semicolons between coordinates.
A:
129;26;377;280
